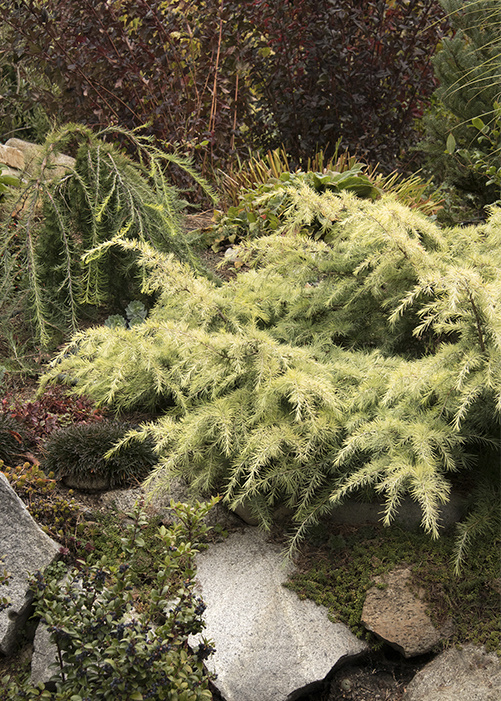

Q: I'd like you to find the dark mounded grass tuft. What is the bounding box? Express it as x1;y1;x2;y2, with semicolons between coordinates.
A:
42;420;157;489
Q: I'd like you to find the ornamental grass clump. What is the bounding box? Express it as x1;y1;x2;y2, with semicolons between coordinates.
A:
42;420;157;490
209;162;443;253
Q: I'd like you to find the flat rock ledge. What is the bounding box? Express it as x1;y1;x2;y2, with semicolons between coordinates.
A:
0;473;60;656
402;644;501;701
191;528;367;701
362;567;454;657
101;480;242;530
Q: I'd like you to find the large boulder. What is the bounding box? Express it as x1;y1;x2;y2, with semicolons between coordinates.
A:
4;138;75;178
361;567;454;657
402;645;501;701
233;492;465;530
0;473;60;656
327;493;465;531
191;527;367;701
0;143;24;171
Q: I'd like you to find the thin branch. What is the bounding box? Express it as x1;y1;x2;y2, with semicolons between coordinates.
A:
467;290;487;352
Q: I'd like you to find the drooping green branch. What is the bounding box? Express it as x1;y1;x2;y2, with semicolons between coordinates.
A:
0;123;216;347
39;193;501;564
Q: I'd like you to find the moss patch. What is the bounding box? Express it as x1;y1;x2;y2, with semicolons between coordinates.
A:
285;522;501;652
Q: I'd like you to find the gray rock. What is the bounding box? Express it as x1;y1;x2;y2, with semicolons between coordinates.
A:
100;486;146;513
362;567;454;657
107;478;243;530
0;473;60;656
231;501;260;526
327;492;465;532
100;475;191;515
4;138;75;178
30;572;76;688
230;500;294;527
191;528;367;701
402;645;501;701
30;621;58;688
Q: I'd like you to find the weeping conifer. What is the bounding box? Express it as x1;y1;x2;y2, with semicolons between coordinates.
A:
40;189;501;565
0;123;216;346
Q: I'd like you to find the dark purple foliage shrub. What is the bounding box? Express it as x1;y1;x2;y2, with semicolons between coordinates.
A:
1;0;449;174
241;0;450;170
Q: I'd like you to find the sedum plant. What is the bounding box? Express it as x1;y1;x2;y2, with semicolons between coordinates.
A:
40;190;501;566
104;300;148;330
2;499;218;700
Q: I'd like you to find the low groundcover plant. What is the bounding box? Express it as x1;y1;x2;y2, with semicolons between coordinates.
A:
2;498;219;700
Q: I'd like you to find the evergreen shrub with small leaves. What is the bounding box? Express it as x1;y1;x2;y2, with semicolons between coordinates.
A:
41;187;501;567
446;106;501;204
419;0;501;217
2;500;218;701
